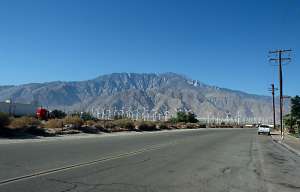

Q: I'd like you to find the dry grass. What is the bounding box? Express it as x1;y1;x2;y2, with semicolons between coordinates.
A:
44;119;64;128
113;119;135;130
85;120;97;127
63;116;83;128
10;117;41;129
158;122;173;130
186;123;199;129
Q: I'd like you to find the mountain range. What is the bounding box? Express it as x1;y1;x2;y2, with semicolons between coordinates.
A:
0;73;281;120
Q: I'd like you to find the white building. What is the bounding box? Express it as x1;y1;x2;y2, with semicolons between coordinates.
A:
0;100;38;116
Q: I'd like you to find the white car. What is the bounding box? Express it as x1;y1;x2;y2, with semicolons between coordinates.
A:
257;124;271;135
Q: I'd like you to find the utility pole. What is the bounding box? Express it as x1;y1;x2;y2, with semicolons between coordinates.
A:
237;111;240;126
269;84;278;130
269;49;292;138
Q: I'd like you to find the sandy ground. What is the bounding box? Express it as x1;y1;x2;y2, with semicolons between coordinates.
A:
0;128;208;145
271;131;300;156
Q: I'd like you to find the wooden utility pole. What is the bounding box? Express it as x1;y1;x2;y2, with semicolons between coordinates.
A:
269;84;277;130
269;49;292;138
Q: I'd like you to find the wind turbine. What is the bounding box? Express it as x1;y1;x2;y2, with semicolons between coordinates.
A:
164;110;170;121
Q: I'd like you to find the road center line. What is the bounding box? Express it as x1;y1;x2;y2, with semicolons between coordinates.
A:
0;141;177;186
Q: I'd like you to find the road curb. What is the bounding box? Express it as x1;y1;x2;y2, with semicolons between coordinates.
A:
271;137;300;156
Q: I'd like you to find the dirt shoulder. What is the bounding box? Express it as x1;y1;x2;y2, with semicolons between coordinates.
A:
271;131;300;156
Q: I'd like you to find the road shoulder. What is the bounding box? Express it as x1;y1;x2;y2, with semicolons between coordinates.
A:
271;132;300;156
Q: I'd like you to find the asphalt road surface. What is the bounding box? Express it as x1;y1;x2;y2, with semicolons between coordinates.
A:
0;128;300;192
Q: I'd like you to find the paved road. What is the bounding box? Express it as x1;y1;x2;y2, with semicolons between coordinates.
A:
0;128;300;192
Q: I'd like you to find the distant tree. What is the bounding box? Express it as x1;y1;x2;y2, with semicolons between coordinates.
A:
170;112;198;123
177;112;188;122
70;112;81;117
187;112;199;123
291;95;300;120
49;109;66;119
80;112;95;121
284;114;297;133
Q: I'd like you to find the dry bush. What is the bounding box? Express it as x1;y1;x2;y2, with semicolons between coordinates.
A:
77;125;100;134
186;123;199;129
10;117;41;128
137;121;157;131
63;116;83;129
113;119;135;130
85;120;97;127
158;122;172;130
175;122;187;129
94;120;134;133
104;121;116;129
94;122;104;129
44;119;64;128
94;121;115;133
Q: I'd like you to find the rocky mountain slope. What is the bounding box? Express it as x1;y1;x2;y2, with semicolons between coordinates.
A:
0;73;278;119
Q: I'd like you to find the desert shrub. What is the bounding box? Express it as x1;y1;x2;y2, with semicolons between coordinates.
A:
0;112;10;128
80;112;95;121
49;109;66;119
137;121;157;131
158;122;171;130
104;121;116;129
186;123;199;129
170;112;199;123
70;112;81;117
85;120;97;127
26;126;49;136
113;119;135;130
166;123;177;129
44;119;64;128
93;121;115;132
10;117;41;128
77;125;100;134
94;122;104;129
63;116;83;129
175;122;187;129
69;112;95;121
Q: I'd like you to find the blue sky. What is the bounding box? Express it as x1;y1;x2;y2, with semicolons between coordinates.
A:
0;0;299;96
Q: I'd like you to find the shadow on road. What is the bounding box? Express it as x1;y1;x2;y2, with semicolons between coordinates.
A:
0;127;52;139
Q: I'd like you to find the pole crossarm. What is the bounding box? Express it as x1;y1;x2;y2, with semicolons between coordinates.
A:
269;49;292;54
269;58;291;62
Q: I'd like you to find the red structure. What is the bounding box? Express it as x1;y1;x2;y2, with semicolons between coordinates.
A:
36;107;49;120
